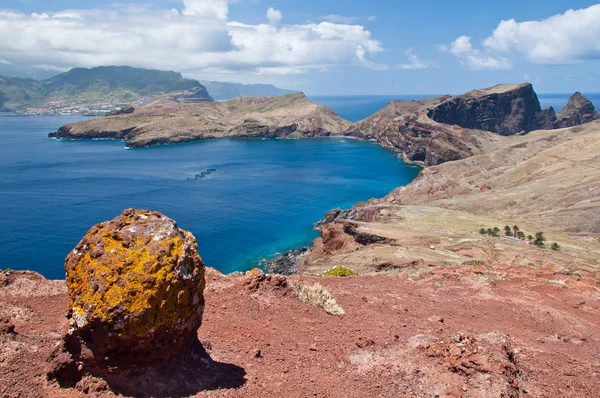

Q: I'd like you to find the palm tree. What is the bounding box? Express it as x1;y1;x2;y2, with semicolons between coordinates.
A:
492;227;501;237
517;231;526;240
534;232;546;247
513;225;520;238
527;234;534;242
479;228;487;235
487;228;494;236
504;225;512;236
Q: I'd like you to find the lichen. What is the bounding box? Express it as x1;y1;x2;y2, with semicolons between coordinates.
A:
65;210;205;339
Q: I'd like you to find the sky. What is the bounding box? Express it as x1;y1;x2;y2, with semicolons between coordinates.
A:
1;0;600;94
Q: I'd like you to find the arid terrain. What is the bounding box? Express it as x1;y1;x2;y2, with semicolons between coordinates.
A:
49;93;350;148
2;265;599;397
302;120;600;276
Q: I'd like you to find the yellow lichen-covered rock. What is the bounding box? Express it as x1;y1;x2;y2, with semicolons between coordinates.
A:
64;208;205;374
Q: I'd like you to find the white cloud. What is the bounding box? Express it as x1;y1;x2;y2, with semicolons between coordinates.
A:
355;44;388;70
368;16;376;22
320;15;360;24
398;47;438;70
182;0;228;19
483;4;600;64
446;36;511;70
267;7;282;25
0;2;385;77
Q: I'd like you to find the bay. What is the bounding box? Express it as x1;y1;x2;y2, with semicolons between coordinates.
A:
0;114;421;279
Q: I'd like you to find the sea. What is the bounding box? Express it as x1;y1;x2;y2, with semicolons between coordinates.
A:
1;93;596;279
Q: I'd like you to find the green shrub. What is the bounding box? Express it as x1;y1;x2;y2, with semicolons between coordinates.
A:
551;242;560;251
462;260;485;266
323;266;358;277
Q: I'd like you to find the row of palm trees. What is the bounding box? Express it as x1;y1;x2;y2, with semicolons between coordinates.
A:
479;226;560;251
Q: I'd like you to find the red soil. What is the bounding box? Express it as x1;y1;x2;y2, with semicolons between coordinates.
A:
1;265;599;397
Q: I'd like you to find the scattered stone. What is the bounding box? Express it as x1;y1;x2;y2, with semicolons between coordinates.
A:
0;317;16;335
265;248;309;276
244;269;291;296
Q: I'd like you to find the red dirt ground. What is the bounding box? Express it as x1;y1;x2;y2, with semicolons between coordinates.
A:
1;265;599;397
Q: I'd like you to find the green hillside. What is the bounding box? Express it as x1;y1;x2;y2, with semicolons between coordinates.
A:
0;66;213;111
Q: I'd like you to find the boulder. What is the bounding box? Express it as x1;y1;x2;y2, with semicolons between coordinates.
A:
63;208;205;374
556;92;599;128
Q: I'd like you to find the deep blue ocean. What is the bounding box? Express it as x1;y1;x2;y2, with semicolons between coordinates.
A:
0;111;421;279
1;93;596;279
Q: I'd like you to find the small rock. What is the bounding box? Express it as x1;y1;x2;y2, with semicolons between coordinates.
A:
428;315;444;324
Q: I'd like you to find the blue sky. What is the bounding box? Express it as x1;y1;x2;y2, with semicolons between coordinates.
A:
2;0;600;94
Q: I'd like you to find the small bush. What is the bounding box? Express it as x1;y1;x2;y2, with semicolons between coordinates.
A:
462;260;485;266
297;283;345;316
551;243;560;251
323;266;358;277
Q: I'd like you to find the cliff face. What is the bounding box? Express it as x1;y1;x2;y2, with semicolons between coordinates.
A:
50;93;351;148
347;96;496;166
348;84;598;167
556;92;600;128
427;83;554;135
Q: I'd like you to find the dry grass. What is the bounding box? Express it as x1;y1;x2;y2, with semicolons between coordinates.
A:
296;283;345;316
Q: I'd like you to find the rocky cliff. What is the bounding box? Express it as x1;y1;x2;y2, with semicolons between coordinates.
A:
346;95;497;166
556;92;600;128
427;83;554;135
348;83;597;166
50;93;351;148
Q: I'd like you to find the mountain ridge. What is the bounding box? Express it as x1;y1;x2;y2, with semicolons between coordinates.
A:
0;66;213;112
198;80;296;100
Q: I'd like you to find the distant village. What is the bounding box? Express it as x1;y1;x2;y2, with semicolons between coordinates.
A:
9;96;155;116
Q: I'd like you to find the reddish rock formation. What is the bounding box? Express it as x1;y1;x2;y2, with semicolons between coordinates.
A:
60;208;205;376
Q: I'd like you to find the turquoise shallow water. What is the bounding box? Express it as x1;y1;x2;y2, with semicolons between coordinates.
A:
0;115;421;279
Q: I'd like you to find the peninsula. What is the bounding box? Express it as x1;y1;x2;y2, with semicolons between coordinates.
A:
49;93;350;148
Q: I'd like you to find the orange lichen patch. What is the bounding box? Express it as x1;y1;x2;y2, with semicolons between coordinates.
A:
65;208;205;340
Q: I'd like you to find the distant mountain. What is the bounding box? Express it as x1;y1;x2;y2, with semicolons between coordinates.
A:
0;63;62;80
0;66;213;112
199;80;296;100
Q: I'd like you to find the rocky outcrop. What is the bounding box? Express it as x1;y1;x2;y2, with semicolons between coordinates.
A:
556;92;599;128
61;208;205;375
264;248;309;276
347;97;487;166
50;93;351;148
347;84;598;167
427;83;554;135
